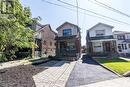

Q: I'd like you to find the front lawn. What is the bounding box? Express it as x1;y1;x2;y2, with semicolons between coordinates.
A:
95;58;130;75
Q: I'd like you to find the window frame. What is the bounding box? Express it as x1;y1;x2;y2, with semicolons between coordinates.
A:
63;29;72;36
96;30;105;36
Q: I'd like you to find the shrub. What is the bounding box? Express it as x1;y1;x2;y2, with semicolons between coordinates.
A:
0;53;8;62
15;52;31;59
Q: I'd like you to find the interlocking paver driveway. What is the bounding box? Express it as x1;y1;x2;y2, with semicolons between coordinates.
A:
66;55;119;87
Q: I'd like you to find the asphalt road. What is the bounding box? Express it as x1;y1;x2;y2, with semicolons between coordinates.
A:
66;55;119;87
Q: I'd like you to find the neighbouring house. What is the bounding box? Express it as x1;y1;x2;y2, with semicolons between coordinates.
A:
31;23;57;57
113;31;130;56
55;22;81;60
86;23;117;56
30;23;43;57
40;24;57;57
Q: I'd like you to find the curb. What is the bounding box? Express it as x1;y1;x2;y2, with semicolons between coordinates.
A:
31;58;50;65
91;57;122;77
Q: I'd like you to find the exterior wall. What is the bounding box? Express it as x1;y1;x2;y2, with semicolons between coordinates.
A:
86;23;117;56
89;24;113;37
41;25;56;56
113;33;130;54
92;41;103;52
127;44;130;53
56;22;81;60
57;23;79;37
126;34;130;39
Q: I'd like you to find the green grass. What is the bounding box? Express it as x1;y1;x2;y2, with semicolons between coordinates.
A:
95;58;130;75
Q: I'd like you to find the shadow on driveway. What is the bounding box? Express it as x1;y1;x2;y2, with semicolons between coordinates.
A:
66;55;119;87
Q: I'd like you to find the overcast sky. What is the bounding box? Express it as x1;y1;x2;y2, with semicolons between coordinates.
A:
21;0;130;45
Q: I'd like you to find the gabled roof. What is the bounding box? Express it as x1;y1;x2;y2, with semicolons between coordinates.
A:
88;23;114;31
36;24;57;35
56;22;81;31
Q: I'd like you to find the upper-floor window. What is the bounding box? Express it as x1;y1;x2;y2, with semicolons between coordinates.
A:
96;30;105;36
63;29;72;36
117;35;125;40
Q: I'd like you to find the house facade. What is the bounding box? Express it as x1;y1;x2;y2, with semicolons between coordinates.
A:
31;23;57;57
41;24;57;57
113;31;130;55
55;22;81;60
86;23;117;56
30;23;43;57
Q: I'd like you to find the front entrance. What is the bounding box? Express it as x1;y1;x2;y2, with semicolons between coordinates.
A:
60;41;67;56
103;41;111;52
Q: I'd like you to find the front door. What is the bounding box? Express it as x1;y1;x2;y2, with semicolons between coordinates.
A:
60;41;67;56
103;41;111;52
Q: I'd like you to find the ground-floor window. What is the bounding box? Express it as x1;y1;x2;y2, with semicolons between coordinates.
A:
118;44;127;52
67;42;75;51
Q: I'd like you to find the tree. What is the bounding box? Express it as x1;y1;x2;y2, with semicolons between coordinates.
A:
0;0;39;60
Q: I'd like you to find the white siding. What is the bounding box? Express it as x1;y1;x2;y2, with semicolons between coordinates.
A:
126;34;130;39
89;24;113;37
93;42;103;52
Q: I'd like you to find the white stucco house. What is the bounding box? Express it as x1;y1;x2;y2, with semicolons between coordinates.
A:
113;31;130;56
86;23;117;56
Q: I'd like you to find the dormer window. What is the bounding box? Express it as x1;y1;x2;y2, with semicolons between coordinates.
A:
96;30;105;36
63;29;72;36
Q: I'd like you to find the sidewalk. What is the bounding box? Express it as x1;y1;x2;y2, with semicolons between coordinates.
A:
0;60;24;70
79;77;130;87
33;61;76;87
0;58;49;70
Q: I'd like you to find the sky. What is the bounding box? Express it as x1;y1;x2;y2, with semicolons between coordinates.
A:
20;0;130;46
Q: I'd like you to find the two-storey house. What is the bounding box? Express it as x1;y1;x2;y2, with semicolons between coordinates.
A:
86;23;117;56
55;22;81;60
113;31;130;55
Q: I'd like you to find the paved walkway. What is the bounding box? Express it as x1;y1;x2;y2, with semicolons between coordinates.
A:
119;57;130;61
79;77;130;87
66;55;119;87
0;60;24;70
33;61;76;87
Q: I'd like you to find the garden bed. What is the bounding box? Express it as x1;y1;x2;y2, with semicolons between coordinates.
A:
95;58;130;75
0;64;47;87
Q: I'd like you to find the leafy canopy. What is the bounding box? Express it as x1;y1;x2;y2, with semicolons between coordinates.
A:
0;0;39;59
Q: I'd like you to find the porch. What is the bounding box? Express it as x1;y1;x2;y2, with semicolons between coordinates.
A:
55;36;80;60
90;39;117;56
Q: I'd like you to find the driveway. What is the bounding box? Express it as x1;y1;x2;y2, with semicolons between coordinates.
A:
66;55;119;87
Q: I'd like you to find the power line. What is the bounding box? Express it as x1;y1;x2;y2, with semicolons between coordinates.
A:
57;0;130;26
42;0;130;26
89;0;130;18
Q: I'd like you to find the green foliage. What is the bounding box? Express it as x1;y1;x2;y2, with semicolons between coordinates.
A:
0;53;8;62
0;0;39;60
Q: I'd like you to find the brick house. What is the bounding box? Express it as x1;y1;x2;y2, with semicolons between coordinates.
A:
35;24;57;57
31;23;57;57
55;22;81;60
